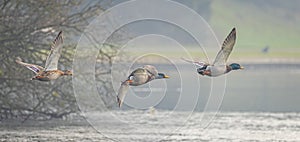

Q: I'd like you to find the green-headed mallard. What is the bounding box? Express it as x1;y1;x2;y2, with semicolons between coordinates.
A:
16;31;72;81
183;28;243;77
117;65;169;108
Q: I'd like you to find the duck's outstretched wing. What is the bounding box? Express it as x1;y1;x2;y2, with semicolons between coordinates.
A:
15;57;44;74
181;57;207;68
117;81;130;108
213;28;236;66
143;65;158;77
44;31;63;71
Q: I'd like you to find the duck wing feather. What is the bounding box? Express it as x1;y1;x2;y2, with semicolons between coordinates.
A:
44;31;63;71
213;28;236;66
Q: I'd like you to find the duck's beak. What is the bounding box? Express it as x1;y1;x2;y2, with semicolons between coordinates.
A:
240;66;244;70
164;75;170;78
126;80;133;83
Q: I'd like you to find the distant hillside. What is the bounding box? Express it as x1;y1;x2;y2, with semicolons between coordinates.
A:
102;0;300;51
209;0;300;49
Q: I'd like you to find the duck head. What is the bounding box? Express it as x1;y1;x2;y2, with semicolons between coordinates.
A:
156;73;170;79
229;63;244;70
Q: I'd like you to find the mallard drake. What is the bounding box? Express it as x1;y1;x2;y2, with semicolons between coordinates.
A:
117;65;169;108
183;28;243;77
16;31;72;81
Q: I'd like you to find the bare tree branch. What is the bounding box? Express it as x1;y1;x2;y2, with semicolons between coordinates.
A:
0;0;123;121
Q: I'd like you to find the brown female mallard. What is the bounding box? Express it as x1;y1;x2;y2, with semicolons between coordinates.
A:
16;31;72;81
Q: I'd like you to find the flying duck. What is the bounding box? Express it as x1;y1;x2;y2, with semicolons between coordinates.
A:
117;65;169;107
183;28;243;77
16;31;72;81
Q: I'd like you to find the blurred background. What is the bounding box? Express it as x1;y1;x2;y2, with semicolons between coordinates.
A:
1;0;300;120
0;0;300;141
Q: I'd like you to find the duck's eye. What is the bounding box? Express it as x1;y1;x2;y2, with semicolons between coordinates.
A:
129;76;134;80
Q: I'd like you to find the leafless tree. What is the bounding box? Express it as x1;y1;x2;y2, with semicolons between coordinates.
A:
0;0;123;121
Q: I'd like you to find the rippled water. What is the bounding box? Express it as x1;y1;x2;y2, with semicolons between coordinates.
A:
1;111;300;142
